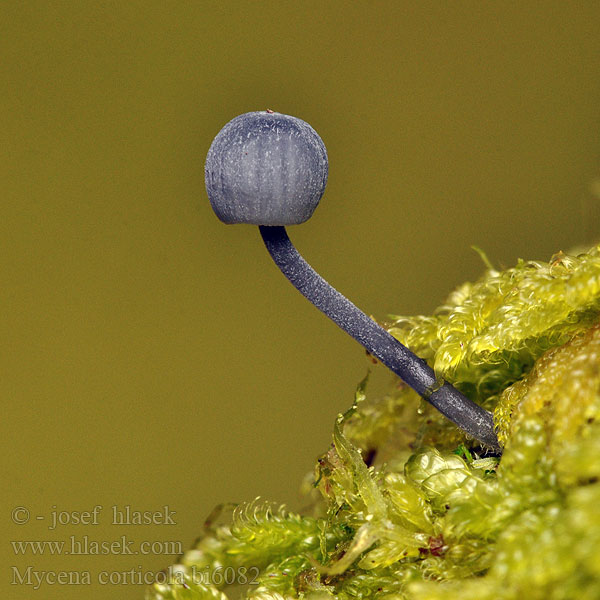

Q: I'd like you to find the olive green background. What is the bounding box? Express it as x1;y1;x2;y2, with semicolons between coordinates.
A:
2;2;600;598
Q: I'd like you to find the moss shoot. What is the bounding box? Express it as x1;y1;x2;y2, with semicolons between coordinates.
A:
147;243;600;600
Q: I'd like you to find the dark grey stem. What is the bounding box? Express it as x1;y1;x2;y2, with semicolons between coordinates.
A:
259;226;500;453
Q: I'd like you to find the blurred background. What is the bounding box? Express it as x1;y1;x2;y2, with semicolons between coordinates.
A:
2;2;600;598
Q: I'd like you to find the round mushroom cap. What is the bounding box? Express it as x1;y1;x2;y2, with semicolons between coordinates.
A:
205;111;328;225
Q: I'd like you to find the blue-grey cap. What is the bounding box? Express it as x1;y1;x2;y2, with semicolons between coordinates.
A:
205;111;328;225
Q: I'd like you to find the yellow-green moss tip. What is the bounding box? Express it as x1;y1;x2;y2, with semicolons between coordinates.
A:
388;245;600;401
147;243;600;600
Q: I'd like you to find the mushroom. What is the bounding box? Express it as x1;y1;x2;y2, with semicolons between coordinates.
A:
205;111;500;453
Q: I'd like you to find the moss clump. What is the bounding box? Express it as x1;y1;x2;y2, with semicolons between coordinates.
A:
147;244;600;600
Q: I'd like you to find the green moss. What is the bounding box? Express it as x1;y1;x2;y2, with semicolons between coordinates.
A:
147;244;600;600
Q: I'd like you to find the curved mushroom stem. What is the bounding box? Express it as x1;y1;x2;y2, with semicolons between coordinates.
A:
259;225;501;454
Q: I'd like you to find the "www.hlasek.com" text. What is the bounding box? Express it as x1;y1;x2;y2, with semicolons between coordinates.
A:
11;535;182;556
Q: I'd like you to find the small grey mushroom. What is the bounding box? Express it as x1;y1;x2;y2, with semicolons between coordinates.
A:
205;111;500;453
205;111;328;225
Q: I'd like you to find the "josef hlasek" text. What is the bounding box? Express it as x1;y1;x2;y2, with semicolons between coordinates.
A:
48;505;176;530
